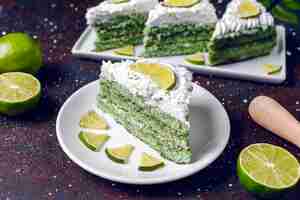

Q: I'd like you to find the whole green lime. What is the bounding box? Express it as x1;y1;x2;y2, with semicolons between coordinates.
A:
0;33;43;74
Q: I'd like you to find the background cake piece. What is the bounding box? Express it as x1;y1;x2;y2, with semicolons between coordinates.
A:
86;0;158;51
143;0;218;57
208;0;276;65
97;60;193;164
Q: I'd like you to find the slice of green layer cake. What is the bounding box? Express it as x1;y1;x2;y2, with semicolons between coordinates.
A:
97;60;193;164
86;0;158;51
207;0;277;65
143;0;217;57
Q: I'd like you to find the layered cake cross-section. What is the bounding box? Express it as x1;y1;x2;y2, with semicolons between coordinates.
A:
97;60;193;164
208;0;276;65
143;0;218;57
86;0;158;52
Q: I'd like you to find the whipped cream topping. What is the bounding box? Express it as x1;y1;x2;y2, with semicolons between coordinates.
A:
100;60;193;125
146;0;217;27
86;0;158;25
212;0;274;38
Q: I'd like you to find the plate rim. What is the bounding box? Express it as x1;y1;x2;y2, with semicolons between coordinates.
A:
56;80;231;185
72;26;286;84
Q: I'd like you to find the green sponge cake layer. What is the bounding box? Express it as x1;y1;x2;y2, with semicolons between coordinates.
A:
98;61;193;164
98;80;191;163
143;25;214;57
95;14;147;51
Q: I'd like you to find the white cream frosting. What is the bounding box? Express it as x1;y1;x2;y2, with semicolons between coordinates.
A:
86;0;158;25
146;0;218;27
100;60;193;125
212;0;274;38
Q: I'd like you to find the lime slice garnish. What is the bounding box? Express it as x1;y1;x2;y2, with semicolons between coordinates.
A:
79;111;109;130
113;45;135;56
139;153;165;171
164;0;199;7
238;0;261;18
129;62;176;90
111;0;129;4
263;64;282;75
238;143;300;198
0;33;43;74
105;144;134;164
0;72;41;116
185;53;205;65
79;131;110;151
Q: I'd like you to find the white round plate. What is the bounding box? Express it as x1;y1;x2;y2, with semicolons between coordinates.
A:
56;80;230;185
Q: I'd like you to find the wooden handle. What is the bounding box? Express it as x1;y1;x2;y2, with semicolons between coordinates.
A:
249;96;300;148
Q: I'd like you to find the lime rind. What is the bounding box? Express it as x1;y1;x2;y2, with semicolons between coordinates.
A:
138;153;165;171
79;131;110;152
111;0;129;4
79;111;109;130
238;143;300;197
185;53;205;65
164;0;199;8
113;46;135;56
263;64;282;75
105;144;134;164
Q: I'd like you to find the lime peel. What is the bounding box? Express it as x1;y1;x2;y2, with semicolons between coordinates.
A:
164;0;200;8
105;144;135;164
263;64;282;75
79;111;109;130
113;45;135;56
139;153;165;171
79;131;110;151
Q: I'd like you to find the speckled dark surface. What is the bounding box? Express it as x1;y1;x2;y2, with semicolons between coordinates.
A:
0;0;300;199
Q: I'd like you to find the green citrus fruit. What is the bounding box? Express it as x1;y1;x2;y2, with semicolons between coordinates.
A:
105;144;134;164
79;131;110;151
237;143;300;198
138;153;165;171
0;33;43;74
0;72;41;116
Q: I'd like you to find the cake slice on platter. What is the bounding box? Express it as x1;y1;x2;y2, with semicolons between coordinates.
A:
207;0;276;65
97;60;193;164
143;0;218;57
86;0;158;52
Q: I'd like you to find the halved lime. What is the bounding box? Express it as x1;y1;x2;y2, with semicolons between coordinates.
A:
238;0;261;19
0;72;41;116
129;62;176;90
139;153;165;171
237;143;300;198
113;46;135;56
105;144;134;164
164;0;199;8
185;53;205;65
79;131;110;151
0;33;43;74
263;64;282;75
79;111;109;130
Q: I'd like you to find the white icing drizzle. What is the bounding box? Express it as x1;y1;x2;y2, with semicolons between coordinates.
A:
146;0;218;27
86;0;158;25
212;0;274;38
100;60;193;126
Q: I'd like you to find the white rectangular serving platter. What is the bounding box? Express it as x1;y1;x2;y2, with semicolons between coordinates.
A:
72;26;286;84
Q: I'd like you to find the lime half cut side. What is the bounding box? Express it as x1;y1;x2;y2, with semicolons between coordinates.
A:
237;143;300;198
0;72;41;116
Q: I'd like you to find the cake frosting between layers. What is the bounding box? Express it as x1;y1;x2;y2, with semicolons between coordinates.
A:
146;0;218;27
212;0;274;39
100;60;193;125
86;0;158;25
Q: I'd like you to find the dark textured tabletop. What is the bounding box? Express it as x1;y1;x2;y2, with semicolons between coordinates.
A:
0;0;300;199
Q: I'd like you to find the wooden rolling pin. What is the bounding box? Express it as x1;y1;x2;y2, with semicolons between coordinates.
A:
249;96;300;148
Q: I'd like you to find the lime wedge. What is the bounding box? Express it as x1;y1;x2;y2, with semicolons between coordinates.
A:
237;143;300;198
139;153;165;171
113;46;135;56
0;72;41;116
164;0;199;7
0;33;43;74
79;131;110;151
105;144;134;164
185;53;205;65
79;111;109;130
111;0;129;4
263;64;282;75
238;0;261;18
129;62;176;90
